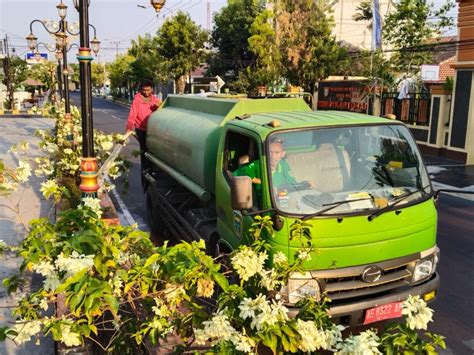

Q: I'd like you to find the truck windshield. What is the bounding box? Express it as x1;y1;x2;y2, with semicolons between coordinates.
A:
267;124;431;216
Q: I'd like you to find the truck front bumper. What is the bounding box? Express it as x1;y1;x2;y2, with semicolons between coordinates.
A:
289;272;440;327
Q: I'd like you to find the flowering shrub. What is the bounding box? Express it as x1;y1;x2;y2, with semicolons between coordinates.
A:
12;102;131;207
0;211;446;354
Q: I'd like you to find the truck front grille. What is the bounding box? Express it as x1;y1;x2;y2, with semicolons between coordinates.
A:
311;256;417;303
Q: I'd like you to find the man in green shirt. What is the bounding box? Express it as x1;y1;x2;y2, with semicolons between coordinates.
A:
269;139;310;193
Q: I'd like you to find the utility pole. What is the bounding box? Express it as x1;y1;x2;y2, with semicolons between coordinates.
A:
2;35;15;110
206;1;211;31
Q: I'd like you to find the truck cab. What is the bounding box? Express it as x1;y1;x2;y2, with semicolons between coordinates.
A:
145;96;439;327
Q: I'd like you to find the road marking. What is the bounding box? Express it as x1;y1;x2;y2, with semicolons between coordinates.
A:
463;339;474;350
105;176;137;226
94;108;124;121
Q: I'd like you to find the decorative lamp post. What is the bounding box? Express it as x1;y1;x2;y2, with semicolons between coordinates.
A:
26;0;77;115
150;0;166;12
73;0;99;197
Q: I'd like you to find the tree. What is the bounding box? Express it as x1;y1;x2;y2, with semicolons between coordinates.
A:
1;56;28;109
209;0;264;78
28;61;58;100
383;0;455;74
343;49;395;87
353;0;373;30
128;34;166;85
276;0;348;106
156;12;208;94
247;9;281;90
106;54;135;97
91;62;106;89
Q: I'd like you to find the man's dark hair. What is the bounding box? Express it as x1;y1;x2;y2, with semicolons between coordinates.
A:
140;80;154;89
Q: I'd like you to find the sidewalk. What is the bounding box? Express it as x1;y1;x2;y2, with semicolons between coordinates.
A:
0;116;55;355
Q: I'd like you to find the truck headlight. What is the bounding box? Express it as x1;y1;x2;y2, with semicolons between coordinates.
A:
413;253;438;282
287;272;321;304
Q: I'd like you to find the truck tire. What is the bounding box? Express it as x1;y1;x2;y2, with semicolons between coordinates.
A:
146;187;164;236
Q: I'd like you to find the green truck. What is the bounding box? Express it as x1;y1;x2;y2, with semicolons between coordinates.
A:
144;95;439;326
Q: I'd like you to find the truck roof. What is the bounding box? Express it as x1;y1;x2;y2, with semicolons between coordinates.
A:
230;110;394;134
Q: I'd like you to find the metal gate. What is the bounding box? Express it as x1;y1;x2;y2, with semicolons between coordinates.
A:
381;92;431;126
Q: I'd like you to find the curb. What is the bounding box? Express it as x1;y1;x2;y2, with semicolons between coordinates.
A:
0;109;44;118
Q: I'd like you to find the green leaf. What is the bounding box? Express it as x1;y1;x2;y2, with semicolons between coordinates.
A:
144;254;160;268
104;294;119;316
212;272;229;292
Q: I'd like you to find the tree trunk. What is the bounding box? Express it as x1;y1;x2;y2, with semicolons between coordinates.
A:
176;75;186;94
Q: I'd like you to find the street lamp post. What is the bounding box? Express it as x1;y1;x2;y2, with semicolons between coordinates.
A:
74;0;99;197
26;1;77;114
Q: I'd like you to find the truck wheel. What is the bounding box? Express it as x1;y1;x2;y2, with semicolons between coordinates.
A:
146;187;164;236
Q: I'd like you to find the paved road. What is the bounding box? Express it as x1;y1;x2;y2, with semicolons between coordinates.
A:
73;92;474;354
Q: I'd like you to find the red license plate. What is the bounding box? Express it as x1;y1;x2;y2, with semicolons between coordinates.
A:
363;301;403;325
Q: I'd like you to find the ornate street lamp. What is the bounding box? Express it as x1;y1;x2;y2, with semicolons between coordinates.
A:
26;2;78;115
150;0;166;12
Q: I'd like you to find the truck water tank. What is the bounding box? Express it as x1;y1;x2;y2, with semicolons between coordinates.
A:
146;95;311;196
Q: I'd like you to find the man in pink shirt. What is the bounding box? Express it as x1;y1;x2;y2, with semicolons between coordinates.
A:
126;81;161;184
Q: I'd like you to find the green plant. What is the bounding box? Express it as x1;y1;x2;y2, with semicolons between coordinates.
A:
11;101;131;207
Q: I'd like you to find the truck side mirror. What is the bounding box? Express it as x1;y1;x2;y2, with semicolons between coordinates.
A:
231;176;253;210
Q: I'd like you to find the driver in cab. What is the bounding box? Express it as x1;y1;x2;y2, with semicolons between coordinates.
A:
269;138;312;196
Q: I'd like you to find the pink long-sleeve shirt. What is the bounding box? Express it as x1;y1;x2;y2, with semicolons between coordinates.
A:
126;93;161;131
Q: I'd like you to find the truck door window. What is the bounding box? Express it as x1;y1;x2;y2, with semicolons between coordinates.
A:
224;131;262;209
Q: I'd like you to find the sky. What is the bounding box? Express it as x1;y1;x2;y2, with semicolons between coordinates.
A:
0;0;458;64
0;0;227;62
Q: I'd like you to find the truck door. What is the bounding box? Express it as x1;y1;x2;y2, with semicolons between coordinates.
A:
215;129;264;249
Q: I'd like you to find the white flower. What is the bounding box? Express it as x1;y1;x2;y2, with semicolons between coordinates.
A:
39;298;49;311
336;330;381;355
296;319;328;352
32;261;55;277
231;247;267;282
249;299;289;331
325;324;345;351
11;320;42;344
40;179;61;200
81;197;103;218
297;249;312;262
239;294;268;320
230;332;255;353
402;295;434;330
16;161;32;183
100;140;114;151
259;268;283;291
273;251;287;265
60;324;82;347
0;179;16;191
194;311;236;346
44;274;61;291
63;148;73;155
55;251;94;278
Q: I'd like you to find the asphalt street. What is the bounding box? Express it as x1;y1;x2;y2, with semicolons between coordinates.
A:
71;92;474;354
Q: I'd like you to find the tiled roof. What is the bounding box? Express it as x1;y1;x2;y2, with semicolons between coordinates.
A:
439;56;456;80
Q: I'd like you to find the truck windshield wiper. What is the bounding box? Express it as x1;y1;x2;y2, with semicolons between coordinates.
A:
368;185;431;221
302;197;373;220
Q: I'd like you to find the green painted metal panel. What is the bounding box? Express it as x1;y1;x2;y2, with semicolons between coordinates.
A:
147;95;311;194
266;199;437;269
